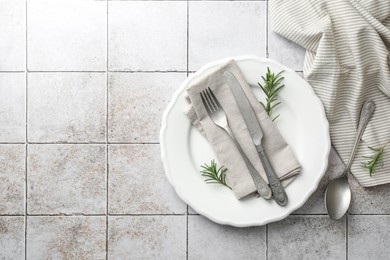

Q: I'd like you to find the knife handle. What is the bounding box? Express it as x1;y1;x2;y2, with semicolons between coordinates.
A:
256;144;288;206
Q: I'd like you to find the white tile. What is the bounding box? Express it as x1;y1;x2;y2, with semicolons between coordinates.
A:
108;72;185;142
0;145;25;215
27;145;106;214
268;216;346;260
189;1;266;71
27;216;106;259
0;1;26;71
349;215;390;259
188;215;265;260
27;1;106;71
0;73;26;142
28;73;106;143
0;217;25;260
108;144;186;214
108;216;186;259
268;31;306;71
108;1;187;71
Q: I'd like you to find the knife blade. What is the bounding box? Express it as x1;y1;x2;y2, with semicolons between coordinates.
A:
224;70;288;206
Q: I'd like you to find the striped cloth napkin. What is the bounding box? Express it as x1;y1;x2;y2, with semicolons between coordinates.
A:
270;0;390;186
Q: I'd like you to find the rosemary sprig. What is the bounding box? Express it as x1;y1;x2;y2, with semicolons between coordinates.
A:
258;67;285;121
200;160;231;189
362;140;390;176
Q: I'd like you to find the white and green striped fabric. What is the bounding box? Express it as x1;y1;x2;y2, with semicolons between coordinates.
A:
270;0;390;186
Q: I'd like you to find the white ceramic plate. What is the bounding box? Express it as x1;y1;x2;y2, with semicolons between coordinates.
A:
160;56;330;227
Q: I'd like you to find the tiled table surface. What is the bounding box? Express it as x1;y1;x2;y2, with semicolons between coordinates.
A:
1;0;390;259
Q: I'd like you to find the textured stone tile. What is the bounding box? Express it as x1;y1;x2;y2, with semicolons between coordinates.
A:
0;1;25;71
294;147;345;214
27;216;106;260
27;1;106;71
0;145;25;215
27;145;106;214
268;19;306;71
0;217;25;260
28;73;106;143
189;1;266;71
108;144;186;214
349;174;390;214
348;215;390;260
188;215;265;260
268;216;346;260
108;72;185;143
0;73;25;142
108;1;186;71
108;216;186;259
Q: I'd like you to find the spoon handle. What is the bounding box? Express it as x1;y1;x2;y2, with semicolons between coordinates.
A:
344;99;376;174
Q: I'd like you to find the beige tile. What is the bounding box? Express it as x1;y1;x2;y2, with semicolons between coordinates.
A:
108;216;186;259
27;1;106;71
0;1;25;71
189;1;266;71
108;72;185;143
108;144;186;214
28;73;106;143
27;145;106;214
268;215;346;260
0;145;25;215
0;73;26;142
108;1;187;71
0;217;25;260
349;215;390;259
188;215;265;260
27;216;106;260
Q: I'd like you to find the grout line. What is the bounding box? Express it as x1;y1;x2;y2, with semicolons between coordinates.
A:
106;2;109;259
27;214;107;217
265;224;268;260
186;206;189;260
346;214;348;260
25;1;28;259
25;70;188;73
108;213;187;216
0;142;26;145
186;0;189;74
265;0;269;58
1;213;388;217
109;70;188;73
186;2;189;257
19;142;160;145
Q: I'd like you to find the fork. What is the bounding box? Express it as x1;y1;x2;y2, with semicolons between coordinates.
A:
200;87;272;199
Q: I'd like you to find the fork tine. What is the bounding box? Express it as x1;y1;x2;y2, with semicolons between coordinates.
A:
200;90;212;115
207;88;221;110
203;88;215;113
204;88;217;112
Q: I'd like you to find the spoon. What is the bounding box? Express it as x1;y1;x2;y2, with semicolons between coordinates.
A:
325;99;376;220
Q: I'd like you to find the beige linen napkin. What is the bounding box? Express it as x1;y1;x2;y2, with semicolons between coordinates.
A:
184;60;301;199
270;0;390;187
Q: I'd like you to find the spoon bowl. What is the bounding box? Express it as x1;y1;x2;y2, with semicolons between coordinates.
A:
325;176;351;220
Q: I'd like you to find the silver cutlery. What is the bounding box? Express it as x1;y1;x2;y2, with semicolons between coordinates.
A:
325;99;376;220
224;70;288;206
200;87;272;199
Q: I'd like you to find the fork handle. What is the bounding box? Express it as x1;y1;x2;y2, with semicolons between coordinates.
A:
223;126;272;199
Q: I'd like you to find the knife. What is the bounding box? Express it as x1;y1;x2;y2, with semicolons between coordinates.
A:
224;70;288;206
